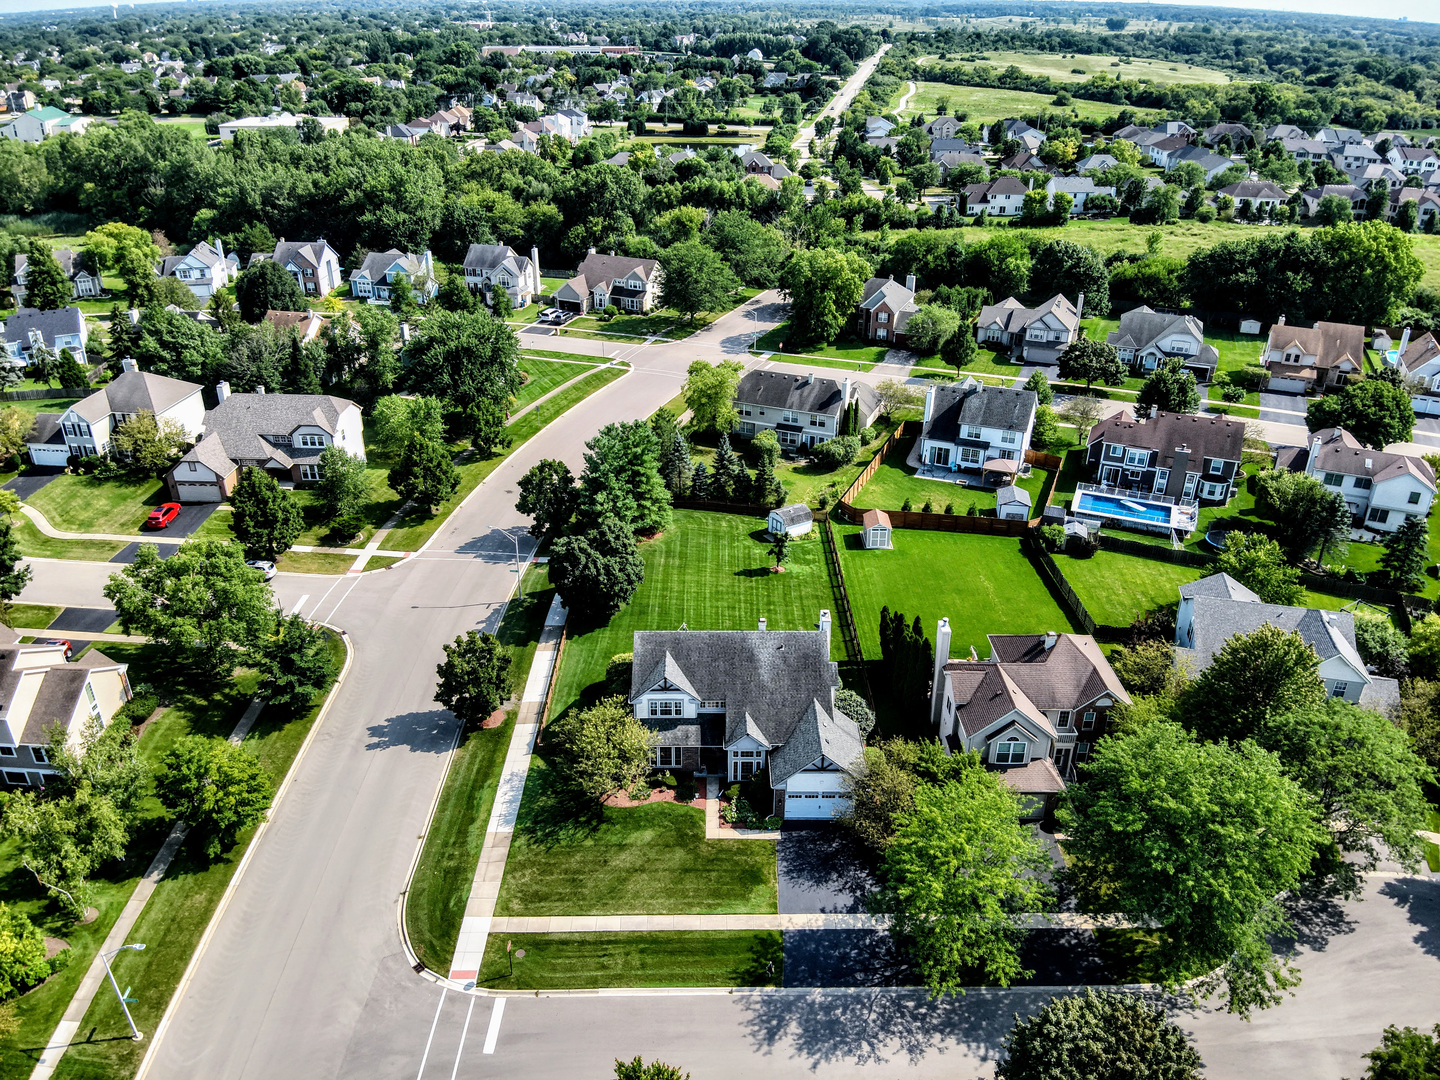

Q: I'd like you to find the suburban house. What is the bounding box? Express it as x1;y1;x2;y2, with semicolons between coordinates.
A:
1387;187;1440;229
0;643;132;790
249;239;343;297
0;105;90;142
1387;146;1439;177
1203;122;1254;148
1339;143;1382;171
1167;145;1235;180
348;249;437;305
1300;184;1369;217
1316;127;1366;147
3;305;89;367
1277;426;1436;532
917;378;1038;478
1219;180;1288;214
217;114;348;141
738;151;792;179
930;625;1130;805
462;244;542;307
733;370;880;450
24;362;204;466
159;240;238;300
962;178;1027;216
767;504;813;538
865;116;895;139
12;249;103;302
554;251;661;314
1261;315;1366;392
1000;150;1051;173
975;294;1081;364
1075;153;1118;172
1175;573;1390;709
856;275;918;347
1105;306;1219;380
1086;410;1244;504
1281;137;1335;163
924;115;965;140
998;119;1043;152
1392;329;1440;415
629;612;864;820
1044;176;1116;213
165;384;364;502
935;150;988;179
263;309;331;343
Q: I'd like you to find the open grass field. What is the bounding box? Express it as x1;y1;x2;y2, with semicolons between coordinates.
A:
477;931;784;989
406;565;552;974
549;509;836;720
495;756;777;917
1056;549;1204;626
892;82;1142;124
922;52;1231;86
834;527;1078;661
849;435;1050;516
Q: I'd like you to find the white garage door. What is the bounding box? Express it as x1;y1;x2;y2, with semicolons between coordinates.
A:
174;481;222;503
1266;377;1309;394
1413;397;1440;417
784;790;851;820
27;445;69;466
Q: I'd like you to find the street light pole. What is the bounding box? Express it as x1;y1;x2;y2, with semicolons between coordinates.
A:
490;526;525;597
100;943;146;1041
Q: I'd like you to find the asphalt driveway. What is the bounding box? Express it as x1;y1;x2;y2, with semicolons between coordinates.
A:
3;466;63;501
777;823;877;915
1259;391;1311;425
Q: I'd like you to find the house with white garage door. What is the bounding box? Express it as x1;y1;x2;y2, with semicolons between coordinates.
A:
1260;315;1366;393
24;361;204;467
629;610;864;819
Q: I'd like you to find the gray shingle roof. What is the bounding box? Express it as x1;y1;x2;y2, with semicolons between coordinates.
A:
996;484;1031;506
630;626;839;748
3;306;84;350
1181;595;1367;680
70;369;202;424
920;378;1037;445
985;633;1131;712
735;370;858;417
768;698;863;784
1089;411;1244;470
463;243;533;276
196;392;356;465
1304;428;1435;490
351;248;424;282
769;504;812;528
178;432;239;477
1179;572;1260;602
1266;319;1366;372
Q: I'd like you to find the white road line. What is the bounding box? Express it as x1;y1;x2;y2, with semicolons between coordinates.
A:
288;594;309;617
415;988;448;1080
308;574;349;619
316;571;365;624
449;995;476;1080
481;997;505;1055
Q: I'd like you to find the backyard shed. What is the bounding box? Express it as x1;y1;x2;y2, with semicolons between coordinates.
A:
996;485;1032;521
860;508;892;549
1239;318;1263;335
767;503;814;538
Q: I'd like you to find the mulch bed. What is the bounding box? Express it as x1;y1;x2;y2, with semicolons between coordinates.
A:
482;707;508;729
44;937;69;960
602;786;697;809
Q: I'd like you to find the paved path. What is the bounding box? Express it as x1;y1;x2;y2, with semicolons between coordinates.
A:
446;594;566;982
794;43;889;163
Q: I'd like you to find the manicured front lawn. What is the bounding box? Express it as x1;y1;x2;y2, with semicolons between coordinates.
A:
497;757;777;917
514;355;599;411
835;528;1078;661
25;474;168;535
10;514;126;560
5;602;61;629
549;509;836;721
753;323;886;370
277;551;355;575
406;566;552;974
1;396;81;422
848;435;1050;516
477;931;783;989
1055;550;1205;627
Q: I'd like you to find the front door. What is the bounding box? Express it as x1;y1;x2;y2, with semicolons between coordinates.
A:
1052;747;1072;775
740;760;754;780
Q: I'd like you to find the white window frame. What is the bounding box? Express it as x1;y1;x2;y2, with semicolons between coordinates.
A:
0;745;14;757
1124;448;1147;467
992;738;1027;765
1057;710;1072;730
299;464;320;481
963;425;982;440
1330;681;1349;698
31;746;48;764
1000;430;1017;445
958;447;982;467
3;771;29;786
1081;710;1096;730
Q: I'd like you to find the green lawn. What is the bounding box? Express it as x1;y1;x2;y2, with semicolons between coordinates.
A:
46;635;346;1080
848;435;1049;516
277;551;355;574
924;51;1230;86
1055;550;1205;627
549;509;836;721
496;756;777;917
476;931;783;989
514;355;599;410
10;513;126;561
892;81;1143;123
753;324;886;370
834;527;1077;662
5;602;61;629
24;474;168;535
406;566;552;974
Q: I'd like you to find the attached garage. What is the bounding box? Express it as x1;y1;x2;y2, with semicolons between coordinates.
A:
27;443;70;467
24;414;71;467
1413;395;1440;417
172;480;222;502
780;771;852;820
1267;376;1310;394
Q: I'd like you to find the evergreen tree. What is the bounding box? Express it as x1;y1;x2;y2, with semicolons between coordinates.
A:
22;240;71;311
284;335;323;394
230;466;304;561
53;351;90;391
1380;514;1429;593
104;304;140;375
689;460;711;500
711;433;742;501
941;325;977;372
658;431;693;497
390;435;460;513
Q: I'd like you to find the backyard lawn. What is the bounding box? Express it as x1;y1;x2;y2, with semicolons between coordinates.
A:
834;527;1078;661
1055;550;1204;627
849;435;1049;516
495;756;777;917
549;509;836;720
476;931;783;989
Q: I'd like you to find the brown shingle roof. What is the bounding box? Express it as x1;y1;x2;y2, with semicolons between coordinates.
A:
1088;410;1245;470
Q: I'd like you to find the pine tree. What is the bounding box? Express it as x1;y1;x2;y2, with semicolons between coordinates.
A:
104;306;140;375
1380;514;1429;593
712;433;741;501
22;240;72;311
658;431;693;497
752;457;785;508
878;605;895;665
285;336;322;394
689;460;711;500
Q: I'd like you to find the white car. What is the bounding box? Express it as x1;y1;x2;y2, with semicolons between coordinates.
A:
538;307;563;322
246;560;277;581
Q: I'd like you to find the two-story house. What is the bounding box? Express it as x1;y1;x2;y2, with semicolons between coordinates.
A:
629;612;864;819
1218;179;1288;215
1387;187;1440;230
929;625;1130;807
1175;573;1390;709
165;384;365;502
462;244;542;308
0;642;132;790
249;239;342;297
738;151;792;180
1086;410;1244;503
3;306;88;368
554;251;661;314
1300;184;1369;217
856;276;918;347
917;377;1037;478
0;105;90;143
1106;306;1219;380
349;249;437;305
12;249;103;303
865;116;895;140
976;294;1081;365
24;361;205;466
1280;426;1436;532
961;177;1026;216
1044;176;1116;214
159;240;238;300
923;115;964;140
1261;315;1366;393
733;370;880;450
1387;146;1440;177
1339;142;1383;172
1393;328;1440;415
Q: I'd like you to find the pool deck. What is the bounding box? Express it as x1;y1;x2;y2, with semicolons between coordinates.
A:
1074;483;1198;533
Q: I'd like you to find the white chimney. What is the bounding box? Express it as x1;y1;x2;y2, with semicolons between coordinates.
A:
120;357;138;373
530;245;542;296
1399;326;1412;356
930;617;952;730
905;274;916;293
842;376;852;403
214;236;224;259
923;386;935;424
817;609;831;649
255;385;266;394
1309;435;1321;477
1076;292;1085;319
1043;631;1058;651
216;380;230;402
1277;314;1286;326
758;617;767;632
804;372;813;385
587;246;596;255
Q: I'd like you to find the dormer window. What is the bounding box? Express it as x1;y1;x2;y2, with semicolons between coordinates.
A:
298;434;325;448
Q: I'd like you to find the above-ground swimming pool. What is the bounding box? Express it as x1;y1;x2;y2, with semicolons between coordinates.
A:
1073;489;1196;531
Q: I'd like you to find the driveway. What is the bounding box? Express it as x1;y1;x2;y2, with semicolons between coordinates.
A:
3;466;63;501
777;823;876;915
162;501;218;537
1259;391;1310;425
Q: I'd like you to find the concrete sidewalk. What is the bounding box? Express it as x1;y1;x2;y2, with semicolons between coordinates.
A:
446;593;568;982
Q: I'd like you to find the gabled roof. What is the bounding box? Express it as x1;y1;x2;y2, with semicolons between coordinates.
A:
985;633;1130;711
769;503;812;528
632;650;701;702
68;368;201;424
14;248;95;281
921;377;1038;444
3;306;84;349
735;369;869;417
1220;180;1288;201
351;248;425;282
573;252;657;285
1305;427;1436;491
1180;572;1261;603
463;244;532;275
1265;319;1366;371
1105;306;1210;358
178;431;239;477
977;294;1078;334
1400;331;1440;375
1180;595;1368;684
194;392;357;464
768;698;863;784
1088;410;1245;467
858;276;917;316
859;508;890;529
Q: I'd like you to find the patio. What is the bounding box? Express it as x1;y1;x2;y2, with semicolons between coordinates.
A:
904;438;1033;489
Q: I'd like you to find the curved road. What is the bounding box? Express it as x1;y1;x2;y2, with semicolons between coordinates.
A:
17;299;1439;1080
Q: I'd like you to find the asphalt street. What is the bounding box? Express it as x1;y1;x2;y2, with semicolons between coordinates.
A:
16;293;1440;1078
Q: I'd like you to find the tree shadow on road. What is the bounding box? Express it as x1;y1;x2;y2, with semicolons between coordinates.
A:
1277;884;1360;954
1379;876;1440;960
365;709;457;754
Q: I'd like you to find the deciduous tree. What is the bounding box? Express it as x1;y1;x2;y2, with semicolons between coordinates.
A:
1180;622;1324;742
1215;531;1303;605
659;240;739;322
1057;337;1126;390
154;736;273;858
549;695;654;799
516;459;576;541
434;630;512;724
230;466;304;561
549;516;646;622
1254;469;1352;561
315;445;369;524
777;248;870;346
370;394;444;457
996;990;1203;1080
404;309;521;412
682;359;743;434
1305;378;1415;448
258;616;335;707
1138;358;1201;414
82;222;161;303
390;435;459;513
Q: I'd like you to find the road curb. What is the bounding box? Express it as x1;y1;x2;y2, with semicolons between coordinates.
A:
134;623;356;1080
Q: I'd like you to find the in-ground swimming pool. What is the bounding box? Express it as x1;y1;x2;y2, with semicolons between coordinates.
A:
1074;490;1178;528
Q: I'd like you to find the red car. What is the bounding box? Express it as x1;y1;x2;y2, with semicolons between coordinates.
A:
42;639;73;659
146;502;182;529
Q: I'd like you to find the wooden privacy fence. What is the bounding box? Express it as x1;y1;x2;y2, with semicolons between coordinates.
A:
1022;531;1098;636
837;419;919;507
1;386;88;401
833;504;1032;535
